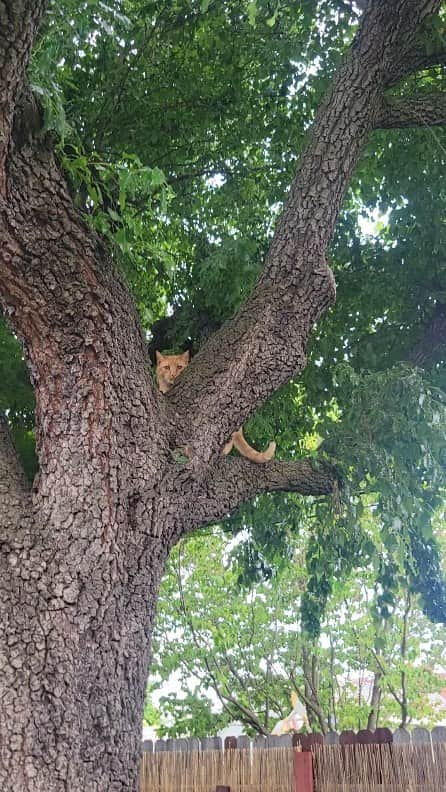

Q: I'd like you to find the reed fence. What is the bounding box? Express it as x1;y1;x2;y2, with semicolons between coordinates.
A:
140;727;446;792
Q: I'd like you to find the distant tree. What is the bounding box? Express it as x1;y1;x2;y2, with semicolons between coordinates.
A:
151;530;445;736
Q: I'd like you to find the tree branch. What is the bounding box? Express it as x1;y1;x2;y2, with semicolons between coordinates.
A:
177;456;337;536
0;0;47;191
174;546;268;735
0;413;30;531
375;92;446;128
387;45;446;88
167;0;441;468
408;301;446;367
289;667;329;734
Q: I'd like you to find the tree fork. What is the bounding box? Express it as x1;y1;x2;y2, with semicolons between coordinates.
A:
167;0;442;464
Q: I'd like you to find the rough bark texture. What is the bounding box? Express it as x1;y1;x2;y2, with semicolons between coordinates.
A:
376;93;446;128
174;457;338;540
0;0;444;789
0;414;30;525
0;0;46;192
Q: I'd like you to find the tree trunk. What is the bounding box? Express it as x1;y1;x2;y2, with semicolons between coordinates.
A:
0;518;168;791
367;671;383;731
0;334;173;790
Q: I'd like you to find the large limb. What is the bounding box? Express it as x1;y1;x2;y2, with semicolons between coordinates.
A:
167;0;441;469
375;92;446;128
387;46;446;87
0;0;47;193
171;457;338;541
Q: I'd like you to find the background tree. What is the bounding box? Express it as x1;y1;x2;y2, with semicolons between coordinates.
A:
1;1;446;790
150;528;445;737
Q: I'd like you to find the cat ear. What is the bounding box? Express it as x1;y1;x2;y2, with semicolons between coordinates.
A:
181;350;190;362
155;351;164;363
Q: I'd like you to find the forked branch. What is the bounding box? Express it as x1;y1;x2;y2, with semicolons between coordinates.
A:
167;0;441;467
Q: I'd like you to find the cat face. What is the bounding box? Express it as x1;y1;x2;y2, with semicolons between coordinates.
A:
155;350;190;392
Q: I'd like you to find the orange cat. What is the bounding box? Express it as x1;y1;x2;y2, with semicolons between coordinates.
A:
155;351;276;463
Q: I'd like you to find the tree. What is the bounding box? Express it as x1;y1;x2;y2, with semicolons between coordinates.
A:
150;529;445;737
1;1;446;789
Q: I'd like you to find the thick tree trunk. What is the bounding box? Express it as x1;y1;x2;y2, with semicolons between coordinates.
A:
0;136;174;788
0;285;172;790
0;518;168;791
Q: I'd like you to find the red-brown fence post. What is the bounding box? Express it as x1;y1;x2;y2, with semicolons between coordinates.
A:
294;750;314;792
216;787;230;791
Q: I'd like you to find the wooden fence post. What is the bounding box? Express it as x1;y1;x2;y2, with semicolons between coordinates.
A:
294;751;314;792
216;787;230;792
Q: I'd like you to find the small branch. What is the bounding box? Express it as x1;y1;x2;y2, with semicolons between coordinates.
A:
219;691;268;735
375;92;446;129
0;413;30;532
289;667;329;734
399;592;411;728
175;544;267;734
178;456;337;535
347;612;405;710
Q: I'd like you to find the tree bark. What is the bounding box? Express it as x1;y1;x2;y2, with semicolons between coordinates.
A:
301;647;329;735
0;0;444;789
376;93;446;129
408;302;446;368
0;413;30;526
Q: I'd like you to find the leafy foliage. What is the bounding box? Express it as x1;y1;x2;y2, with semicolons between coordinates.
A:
150;529;446;736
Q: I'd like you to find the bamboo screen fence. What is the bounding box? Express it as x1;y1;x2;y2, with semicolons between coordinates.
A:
140;727;446;792
140;746;295;792
313;742;446;791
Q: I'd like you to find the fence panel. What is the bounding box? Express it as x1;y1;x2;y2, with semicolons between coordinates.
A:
140;728;446;792
140;746;297;792
312;743;446;792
